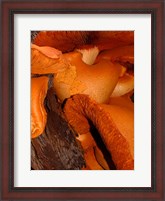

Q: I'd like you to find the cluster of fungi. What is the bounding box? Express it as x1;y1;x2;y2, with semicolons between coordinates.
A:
31;31;134;170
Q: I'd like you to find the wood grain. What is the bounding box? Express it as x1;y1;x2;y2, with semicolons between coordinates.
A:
31;88;85;170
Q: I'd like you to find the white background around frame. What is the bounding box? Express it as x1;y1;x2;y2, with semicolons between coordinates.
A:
14;14;151;187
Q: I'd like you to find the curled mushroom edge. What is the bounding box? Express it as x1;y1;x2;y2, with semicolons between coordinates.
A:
63;94;134;170
31;76;49;138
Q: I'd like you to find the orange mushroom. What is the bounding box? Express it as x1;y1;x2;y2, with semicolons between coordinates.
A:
31;44;68;74
77;133;106;170
33;31;89;53
31;31;134;170
95;45;134;64
95;45;134;97
111;73;134;97
31;76;49;138
108;96;134;111
90;31;134;51
33;31;134;52
64;94;134;170
54;51;122;103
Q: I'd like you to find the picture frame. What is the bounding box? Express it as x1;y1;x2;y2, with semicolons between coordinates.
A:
1;0;164;200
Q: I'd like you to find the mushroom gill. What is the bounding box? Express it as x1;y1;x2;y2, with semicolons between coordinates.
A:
63;94;134;170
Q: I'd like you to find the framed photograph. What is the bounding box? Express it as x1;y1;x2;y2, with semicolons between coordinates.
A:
1;0;164;200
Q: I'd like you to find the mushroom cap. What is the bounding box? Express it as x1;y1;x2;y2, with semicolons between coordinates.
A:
31;44;68;74
111;73;134;97
108;96;134;110
90;31;134;51
31;76;49;138
95;45;134;97
100;103;134;159
33;31;89;52
53;52;122;103
33;31;134;52
95;45;134;63
64;94;134;170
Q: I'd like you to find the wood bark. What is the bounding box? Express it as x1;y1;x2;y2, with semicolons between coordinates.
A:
31;87;85;170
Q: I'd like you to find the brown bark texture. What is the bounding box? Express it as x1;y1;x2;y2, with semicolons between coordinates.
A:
31;87;85;170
